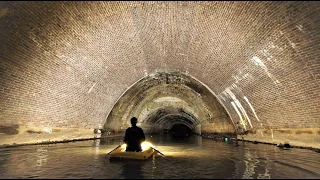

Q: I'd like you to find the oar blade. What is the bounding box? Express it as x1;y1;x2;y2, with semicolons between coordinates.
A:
151;147;164;156
107;145;121;154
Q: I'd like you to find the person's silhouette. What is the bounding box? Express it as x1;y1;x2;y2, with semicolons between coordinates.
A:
123;117;146;152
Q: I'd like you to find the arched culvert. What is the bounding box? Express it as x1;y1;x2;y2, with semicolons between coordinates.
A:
102;70;236;138
169;124;194;138
141;108;200;134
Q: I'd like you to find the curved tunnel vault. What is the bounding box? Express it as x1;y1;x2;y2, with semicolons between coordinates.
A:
0;1;319;148
103;70;235;136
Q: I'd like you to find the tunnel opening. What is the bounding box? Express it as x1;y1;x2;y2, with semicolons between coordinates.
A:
103;70;236;139
168;124;194;139
141;108;200;136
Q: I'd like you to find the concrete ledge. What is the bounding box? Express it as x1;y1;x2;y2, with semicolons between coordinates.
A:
0;137;100;148
238;128;320;149
1;126;319;154
0;126;100;147
198;132;237;139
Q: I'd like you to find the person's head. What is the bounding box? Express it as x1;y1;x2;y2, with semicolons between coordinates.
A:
130;117;138;127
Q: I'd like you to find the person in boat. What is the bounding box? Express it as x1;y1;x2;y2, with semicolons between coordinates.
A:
123;117;146;152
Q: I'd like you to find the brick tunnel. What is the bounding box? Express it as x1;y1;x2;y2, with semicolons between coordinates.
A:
0;1;319;149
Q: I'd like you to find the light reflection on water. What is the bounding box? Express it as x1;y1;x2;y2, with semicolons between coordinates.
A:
0;134;319;179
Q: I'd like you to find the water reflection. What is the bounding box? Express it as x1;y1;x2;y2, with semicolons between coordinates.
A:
151;155;156;179
92;139;100;162
257;166;270;179
0;134;319;179
257;153;271;179
36;146;48;167
147;133;202;147
242;147;257;179
240;145;273;179
120;160;146;179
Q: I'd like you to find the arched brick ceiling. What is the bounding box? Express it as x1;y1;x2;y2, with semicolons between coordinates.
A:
104;70;233;134
0;2;319;133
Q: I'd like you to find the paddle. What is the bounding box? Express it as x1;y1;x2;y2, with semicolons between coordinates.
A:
107;144;121;155
150;146;165;156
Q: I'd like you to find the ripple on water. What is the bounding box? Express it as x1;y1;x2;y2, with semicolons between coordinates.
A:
0;135;319;179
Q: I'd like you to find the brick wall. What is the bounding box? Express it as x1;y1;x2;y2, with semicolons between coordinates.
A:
0;2;319;139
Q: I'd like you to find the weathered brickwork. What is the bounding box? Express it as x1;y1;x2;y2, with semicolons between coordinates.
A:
103;71;234;136
0;1;319;146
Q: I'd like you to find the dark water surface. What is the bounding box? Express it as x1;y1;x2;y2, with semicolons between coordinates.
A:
0;134;319;179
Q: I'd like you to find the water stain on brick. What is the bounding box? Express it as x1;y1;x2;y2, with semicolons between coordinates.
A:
0;125;19;135
263;129;271;135
242;129;257;135
295;130;313;135
274;129;293;134
27;130;42;134
52;128;62;132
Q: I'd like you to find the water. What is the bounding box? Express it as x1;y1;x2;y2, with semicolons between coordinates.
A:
0;134;319;179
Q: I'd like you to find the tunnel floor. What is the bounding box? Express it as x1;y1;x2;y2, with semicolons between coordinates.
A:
0;134;319;179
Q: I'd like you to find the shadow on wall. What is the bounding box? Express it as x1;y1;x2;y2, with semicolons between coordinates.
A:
0;125;19;135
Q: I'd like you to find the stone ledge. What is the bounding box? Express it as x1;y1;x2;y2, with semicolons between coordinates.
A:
238;128;320;150
0;126;100;147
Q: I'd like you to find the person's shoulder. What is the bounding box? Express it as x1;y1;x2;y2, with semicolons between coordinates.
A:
133;126;143;130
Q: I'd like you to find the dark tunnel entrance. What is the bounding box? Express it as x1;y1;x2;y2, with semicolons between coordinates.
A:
169;124;193;139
